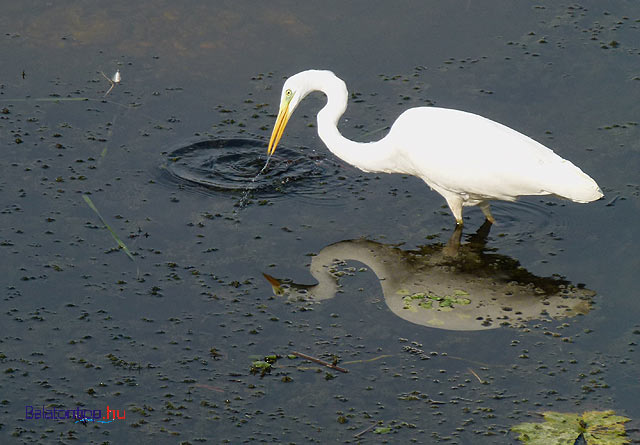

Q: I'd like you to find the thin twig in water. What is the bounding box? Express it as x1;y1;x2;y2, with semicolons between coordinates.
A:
342;354;393;365
100;113;118;159
292;351;349;373
101;71;115;97
100;70;120;97
440;354;496;368
468;367;485;384
0;96;136;110
354;421;379;438
82;195;135;262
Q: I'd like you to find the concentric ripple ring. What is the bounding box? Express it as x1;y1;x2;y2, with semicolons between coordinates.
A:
163;138;346;198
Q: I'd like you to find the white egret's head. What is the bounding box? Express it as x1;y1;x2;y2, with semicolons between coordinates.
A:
267;70;338;155
267;75;306;156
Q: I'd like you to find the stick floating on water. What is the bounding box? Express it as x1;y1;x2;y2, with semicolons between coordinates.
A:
468;367;486;384
292;351;349;373
354;422;380;438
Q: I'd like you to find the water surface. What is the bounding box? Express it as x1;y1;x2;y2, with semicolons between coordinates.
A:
1;1;639;443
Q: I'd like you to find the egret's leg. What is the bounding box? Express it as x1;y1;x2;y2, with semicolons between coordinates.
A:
443;194;464;225
479;201;495;224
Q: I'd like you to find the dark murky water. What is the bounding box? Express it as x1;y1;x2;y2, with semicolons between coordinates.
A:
1;1;639;443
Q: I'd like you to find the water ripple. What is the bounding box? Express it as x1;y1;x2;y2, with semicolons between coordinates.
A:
162;138;349;199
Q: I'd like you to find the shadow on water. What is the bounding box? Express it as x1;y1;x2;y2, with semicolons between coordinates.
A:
264;221;594;331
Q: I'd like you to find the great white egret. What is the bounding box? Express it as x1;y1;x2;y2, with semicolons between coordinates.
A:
267;70;603;225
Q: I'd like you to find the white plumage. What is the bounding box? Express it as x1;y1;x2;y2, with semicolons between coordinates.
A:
268;70;603;224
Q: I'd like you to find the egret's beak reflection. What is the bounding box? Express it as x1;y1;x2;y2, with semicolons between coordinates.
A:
268;102;291;156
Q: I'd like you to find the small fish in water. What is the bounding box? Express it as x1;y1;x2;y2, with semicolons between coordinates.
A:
101;69;121;97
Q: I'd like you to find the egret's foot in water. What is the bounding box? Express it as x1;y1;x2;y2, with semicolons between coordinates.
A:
479;202;495;224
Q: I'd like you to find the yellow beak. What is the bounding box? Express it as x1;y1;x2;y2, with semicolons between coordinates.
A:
267;101;292;156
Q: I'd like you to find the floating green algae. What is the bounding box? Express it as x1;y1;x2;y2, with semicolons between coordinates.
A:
511;410;631;445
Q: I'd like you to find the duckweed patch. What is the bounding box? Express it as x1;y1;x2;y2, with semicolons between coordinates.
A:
511;410;631;444
250;361;272;377
400;290;472;312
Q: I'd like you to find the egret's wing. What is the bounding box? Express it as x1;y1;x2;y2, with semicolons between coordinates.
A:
393;108;600;202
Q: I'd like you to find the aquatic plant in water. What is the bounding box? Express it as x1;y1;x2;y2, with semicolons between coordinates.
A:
511;410;631;444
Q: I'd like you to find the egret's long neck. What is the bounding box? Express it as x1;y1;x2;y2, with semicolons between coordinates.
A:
313;74;398;174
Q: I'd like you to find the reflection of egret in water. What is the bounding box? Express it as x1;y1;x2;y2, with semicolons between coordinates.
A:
264;222;594;331
162;138;347;200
